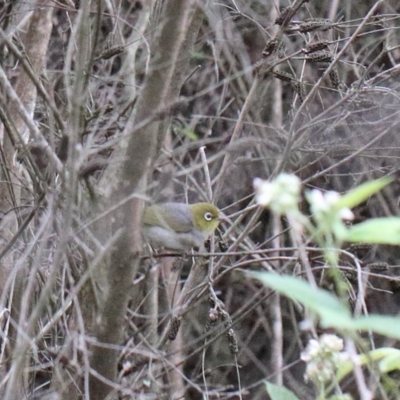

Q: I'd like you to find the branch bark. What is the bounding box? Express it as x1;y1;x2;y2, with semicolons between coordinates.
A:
0;0;53;398
89;1;198;398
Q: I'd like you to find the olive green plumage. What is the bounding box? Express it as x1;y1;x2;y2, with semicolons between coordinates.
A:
143;202;220;251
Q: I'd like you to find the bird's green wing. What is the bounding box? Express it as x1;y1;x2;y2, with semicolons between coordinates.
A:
143;203;194;233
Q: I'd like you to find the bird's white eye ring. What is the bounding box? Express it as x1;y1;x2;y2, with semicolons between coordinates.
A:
204;212;213;221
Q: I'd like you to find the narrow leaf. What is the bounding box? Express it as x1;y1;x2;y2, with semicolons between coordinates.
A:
337;177;392;210
265;381;301;400
350;314;400;340
251;272;400;341
250;272;351;328
337;348;400;380
344;217;400;245
379;351;400;373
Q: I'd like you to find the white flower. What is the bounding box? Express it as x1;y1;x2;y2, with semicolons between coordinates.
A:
253;178;274;206
304;359;333;383
274;173;301;196
332;350;351;366
308;189;354;223
309;189;327;211
320;333;344;352
301;339;321;362
301;334;348;384
253;174;301;214
339;207;354;221
309;189;339;213
325;191;341;206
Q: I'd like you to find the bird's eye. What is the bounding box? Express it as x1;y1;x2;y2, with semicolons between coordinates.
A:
204;212;213;221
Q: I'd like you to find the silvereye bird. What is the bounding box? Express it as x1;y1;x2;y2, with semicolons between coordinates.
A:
142;202;220;251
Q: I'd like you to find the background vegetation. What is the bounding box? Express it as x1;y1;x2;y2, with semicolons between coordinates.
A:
1;0;400;399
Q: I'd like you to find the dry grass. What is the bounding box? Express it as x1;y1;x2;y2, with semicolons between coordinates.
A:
1;0;400;399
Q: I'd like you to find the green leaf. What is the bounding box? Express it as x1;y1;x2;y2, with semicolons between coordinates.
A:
337;348;400;380
181;128;198;140
350;315;400;340
250;272;352;328
344;217;400;245
265;381;301;400
251;273;400;344
378;350;400;373
327;396;353;400
337;177;392;210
